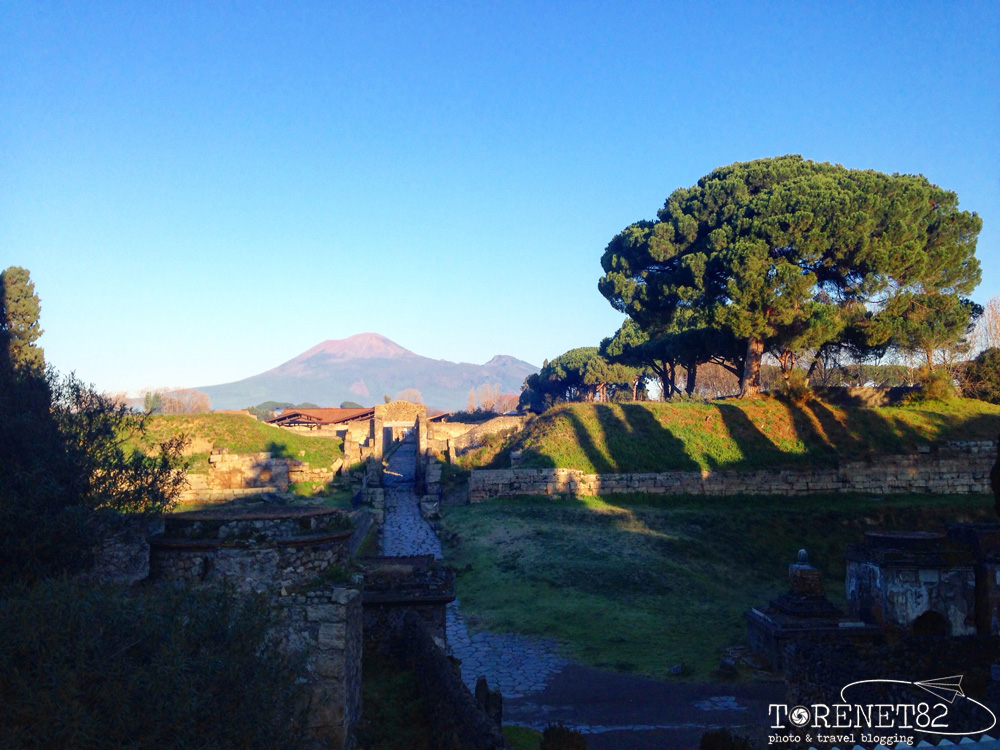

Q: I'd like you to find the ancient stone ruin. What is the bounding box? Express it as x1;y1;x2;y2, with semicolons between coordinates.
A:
746;550;877;670
846;525;1000;637
148;504;366;748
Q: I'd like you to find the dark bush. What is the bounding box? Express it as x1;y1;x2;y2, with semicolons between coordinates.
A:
0;369;186;587
964;347;1000;404
540;722;587;750
0;580;306;749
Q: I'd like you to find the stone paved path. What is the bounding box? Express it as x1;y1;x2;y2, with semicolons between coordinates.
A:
378;438;567;698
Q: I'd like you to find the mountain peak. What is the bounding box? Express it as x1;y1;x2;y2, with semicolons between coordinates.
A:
293;333;417;362
483;354;538;370
200;334;540;410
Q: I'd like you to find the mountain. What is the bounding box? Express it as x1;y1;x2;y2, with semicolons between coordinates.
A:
197;333;538;411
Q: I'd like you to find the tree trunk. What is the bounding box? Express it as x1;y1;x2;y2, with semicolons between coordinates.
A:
652;364;669;401
806;351;821;381
739;337;765;397
685;362;698;394
778;349;796;387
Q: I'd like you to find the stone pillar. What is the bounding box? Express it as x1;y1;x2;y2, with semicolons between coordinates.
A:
373;417;385;460
275;587;362;750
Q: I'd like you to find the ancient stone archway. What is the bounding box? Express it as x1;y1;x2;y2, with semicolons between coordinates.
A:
373;400;427;456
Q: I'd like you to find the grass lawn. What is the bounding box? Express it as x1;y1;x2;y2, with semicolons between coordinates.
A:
479;398;1000;473
131;413;344;473
440;492;996;680
503;725;543;750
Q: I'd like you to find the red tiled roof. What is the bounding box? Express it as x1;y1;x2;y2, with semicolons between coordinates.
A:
266;407;374;425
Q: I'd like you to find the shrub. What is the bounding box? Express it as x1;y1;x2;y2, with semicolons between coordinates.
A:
0;369;186;587
903;366;956;404
964;348;1000;404
0;580;306;749
780;369;813;405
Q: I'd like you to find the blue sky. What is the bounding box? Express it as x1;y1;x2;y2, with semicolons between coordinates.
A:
2;1;998;396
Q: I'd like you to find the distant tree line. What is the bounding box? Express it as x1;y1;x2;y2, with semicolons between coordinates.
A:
143;387;212;414
245;400;320;420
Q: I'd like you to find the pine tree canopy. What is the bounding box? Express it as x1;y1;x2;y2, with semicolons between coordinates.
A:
598;155;982;396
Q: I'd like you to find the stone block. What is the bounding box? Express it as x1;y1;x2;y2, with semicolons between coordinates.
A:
307;686;346;729
318;622;346;650
312;651;344;678
307;604;343;622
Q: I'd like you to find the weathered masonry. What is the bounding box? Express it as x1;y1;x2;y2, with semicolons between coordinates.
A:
178;451;342;504
148;506;366;748
469;440;998;501
846;525;1000;637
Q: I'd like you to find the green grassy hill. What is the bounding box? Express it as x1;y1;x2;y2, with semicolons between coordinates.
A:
472;398;1000;473
133;413;343;473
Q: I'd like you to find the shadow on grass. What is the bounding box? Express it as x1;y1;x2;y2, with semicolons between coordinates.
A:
806;399;865;456
616;403;699;472
713;403;787;471
567;409;615;473
444;488;997;680
265;441;291;458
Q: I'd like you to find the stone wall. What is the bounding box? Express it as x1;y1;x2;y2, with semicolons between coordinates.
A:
275;588;363;750
426;415;529;458
374;400;427;424
178;451;341;504
469;440;998;501
148;508;358;594
846;559;977;636
147;506;365;749
372;609;512;750
361;556;455;648
77;513;165;586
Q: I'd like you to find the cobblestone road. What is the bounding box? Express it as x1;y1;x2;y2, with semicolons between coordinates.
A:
378;438;566;698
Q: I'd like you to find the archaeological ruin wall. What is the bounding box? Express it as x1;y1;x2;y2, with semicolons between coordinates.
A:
469;440;998;501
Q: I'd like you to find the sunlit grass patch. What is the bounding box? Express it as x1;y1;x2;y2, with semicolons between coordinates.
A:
441;492;996;679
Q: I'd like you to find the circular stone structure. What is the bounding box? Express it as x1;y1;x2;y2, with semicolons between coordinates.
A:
149;505;355;593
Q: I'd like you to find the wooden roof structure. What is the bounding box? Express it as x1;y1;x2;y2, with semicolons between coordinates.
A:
266;407;375;428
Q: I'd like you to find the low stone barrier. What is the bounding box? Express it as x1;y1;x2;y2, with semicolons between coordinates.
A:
469;440;998;501
77;513;165;585
399;610;511;750
178;451;340;504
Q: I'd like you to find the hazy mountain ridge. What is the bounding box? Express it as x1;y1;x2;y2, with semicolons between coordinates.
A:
197;333;538;411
